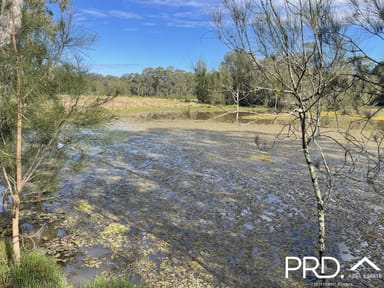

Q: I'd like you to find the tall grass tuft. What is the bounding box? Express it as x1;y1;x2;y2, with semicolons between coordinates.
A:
11;250;66;288
0;239;11;287
82;275;145;288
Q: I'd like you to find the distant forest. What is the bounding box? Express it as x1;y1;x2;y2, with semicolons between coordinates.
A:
77;51;384;110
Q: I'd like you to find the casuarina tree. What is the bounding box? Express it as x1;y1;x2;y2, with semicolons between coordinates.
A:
0;0;110;264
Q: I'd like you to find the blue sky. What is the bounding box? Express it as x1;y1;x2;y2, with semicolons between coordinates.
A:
72;0;384;77
73;0;228;76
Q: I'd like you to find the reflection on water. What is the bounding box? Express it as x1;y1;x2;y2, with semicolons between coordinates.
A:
62;245;111;287
142;110;287;124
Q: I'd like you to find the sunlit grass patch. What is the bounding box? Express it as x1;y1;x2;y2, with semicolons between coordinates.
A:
102;96;275;116
101;223;130;235
373;112;384;121
213;190;231;196
242;113;294;121
100;223;130;256
322;109;384;121
77;200;94;214
207;153;217;160
103;96;203;113
249;154;274;163
82;274;145;288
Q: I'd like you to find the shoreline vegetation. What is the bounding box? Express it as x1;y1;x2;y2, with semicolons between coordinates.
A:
0;239;145;287
103;95;384;120
102;96;384;135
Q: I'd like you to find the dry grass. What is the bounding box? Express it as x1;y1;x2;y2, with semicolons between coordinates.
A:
101;96;274;115
100;97;384;140
102;96;200;111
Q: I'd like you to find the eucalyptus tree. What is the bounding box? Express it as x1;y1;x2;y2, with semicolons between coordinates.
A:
0;0;110;264
221;50;256;123
173;69;195;99
214;0;350;261
194;60;210;103
208;68;226;105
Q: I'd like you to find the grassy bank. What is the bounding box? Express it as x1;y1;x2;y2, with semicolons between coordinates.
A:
101;96;384;124
102;96;205;114
0;239;143;288
101;96;269;115
0;240;66;288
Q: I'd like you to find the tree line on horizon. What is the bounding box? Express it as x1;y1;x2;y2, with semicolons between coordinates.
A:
80;53;384;111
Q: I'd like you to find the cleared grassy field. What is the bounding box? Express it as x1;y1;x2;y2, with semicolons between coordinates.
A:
103;96;207;113
102;96;270;114
100;96;384;133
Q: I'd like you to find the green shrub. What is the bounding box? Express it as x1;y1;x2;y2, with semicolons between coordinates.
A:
82;275;145;288
71;107;113;126
11;250;66;288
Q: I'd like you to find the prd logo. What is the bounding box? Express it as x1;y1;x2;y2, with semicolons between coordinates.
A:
285;256;381;279
349;257;381;272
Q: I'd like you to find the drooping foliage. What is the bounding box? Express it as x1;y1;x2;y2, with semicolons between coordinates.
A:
0;0;110;263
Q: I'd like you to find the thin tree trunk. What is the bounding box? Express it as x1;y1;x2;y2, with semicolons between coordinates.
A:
12;89;23;264
12;194;21;263
300;114;326;259
316;98;322;139
303;146;326;258
11;0;24;264
235;89;239;125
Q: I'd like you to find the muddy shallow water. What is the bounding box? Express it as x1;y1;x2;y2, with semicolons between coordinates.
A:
20;118;384;287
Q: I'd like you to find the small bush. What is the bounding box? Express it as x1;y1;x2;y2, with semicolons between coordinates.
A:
11;250;66;288
82;275;145;288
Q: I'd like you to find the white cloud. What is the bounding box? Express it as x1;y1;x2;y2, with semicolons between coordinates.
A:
138;0;219;8
78;8;142;21
80;8;108;18
167;18;210;28
143;22;157;26
145;11;211;29
110;10;142;19
79;1;218;30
